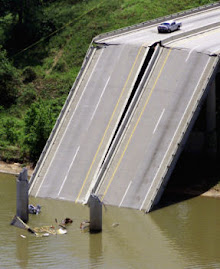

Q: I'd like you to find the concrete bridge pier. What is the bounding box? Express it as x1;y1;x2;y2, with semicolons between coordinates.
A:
206;80;217;159
16;168;29;223
89;194;102;233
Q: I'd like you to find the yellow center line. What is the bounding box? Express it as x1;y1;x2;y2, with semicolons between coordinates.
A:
101;49;171;202
75;45;144;203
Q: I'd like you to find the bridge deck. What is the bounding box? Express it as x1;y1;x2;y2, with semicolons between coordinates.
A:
29;5;220;212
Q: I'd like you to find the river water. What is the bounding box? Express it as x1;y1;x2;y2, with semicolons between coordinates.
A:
1;172;220;269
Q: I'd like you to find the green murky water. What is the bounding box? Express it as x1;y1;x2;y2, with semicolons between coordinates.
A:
1;172;220;269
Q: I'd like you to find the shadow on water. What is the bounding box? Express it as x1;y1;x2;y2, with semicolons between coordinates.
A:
156;151;219;210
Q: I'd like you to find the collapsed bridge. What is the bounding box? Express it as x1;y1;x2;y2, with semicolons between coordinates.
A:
29;3;220;212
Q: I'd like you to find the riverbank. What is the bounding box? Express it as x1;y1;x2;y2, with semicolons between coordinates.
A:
1;161;220;199
0;161;33;177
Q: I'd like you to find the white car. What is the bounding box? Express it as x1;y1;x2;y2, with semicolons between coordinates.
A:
157;20;182;33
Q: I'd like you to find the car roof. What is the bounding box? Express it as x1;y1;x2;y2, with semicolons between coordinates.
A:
162;20;175;24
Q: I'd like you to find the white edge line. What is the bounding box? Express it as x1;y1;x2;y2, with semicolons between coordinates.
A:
185;45;200;62
140;58;211;211
119;181;132;207
35;50;104;197
90;76;110;122
57;146;80;196
153;108;165;134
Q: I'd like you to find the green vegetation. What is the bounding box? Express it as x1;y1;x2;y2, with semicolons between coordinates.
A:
0;0;218;165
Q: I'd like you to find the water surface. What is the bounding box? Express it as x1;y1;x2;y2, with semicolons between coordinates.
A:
1;173;220;269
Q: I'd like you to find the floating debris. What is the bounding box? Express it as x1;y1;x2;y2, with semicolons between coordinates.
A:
80;220;90;232
57;228;67;235
34;226;57;235
61;218;73;225
11;216;68;237
58;217;73;229
35;233;50;238
28;204;41;215
20;235;26;239
112;223;120;228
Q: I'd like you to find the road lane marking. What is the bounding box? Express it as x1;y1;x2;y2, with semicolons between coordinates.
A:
57;146;80;196
90;77;110;122
185;45;200;62
140;58;211;211
75;45;145;203
101;49;171;202
35;49;104;197
119;181;132;207
153;109;165;134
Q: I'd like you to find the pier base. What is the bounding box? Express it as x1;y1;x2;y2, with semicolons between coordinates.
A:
89;194;102;233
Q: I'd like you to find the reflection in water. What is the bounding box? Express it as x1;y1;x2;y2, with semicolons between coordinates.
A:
89;233;103;268
16;229;28;269
150;197;220;268
1;173;220;268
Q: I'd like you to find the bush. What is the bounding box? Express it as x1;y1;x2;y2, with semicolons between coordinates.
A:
23;99;62;163
18;86;37;105
0;117;22;145
22;67;37;83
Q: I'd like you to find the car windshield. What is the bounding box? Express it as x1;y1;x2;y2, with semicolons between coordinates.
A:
162;23;170;25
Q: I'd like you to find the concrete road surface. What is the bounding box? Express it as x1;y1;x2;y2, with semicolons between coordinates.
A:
30;43;148;203
95;46;218;211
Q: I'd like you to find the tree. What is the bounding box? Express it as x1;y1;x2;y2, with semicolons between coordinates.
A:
0;0;11;17
23;99;61;163
4;0;56;56
0;47;20;107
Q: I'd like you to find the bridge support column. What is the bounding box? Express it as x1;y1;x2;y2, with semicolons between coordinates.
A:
89;194;102;233
16;168;29;223
206;80;217;159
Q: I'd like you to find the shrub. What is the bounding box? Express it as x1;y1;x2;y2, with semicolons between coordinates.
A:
22;67;37;83
23;98;62;163
18;86;37;105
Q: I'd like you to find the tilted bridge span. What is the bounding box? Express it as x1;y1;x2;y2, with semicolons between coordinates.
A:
29;3;220;212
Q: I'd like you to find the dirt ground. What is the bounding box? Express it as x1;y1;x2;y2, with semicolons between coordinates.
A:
0;161;33;177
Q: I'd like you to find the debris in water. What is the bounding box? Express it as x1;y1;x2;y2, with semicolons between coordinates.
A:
20;234;26;238
57;228;67;235
11;216;68;237
112;223;120;228
80;220;90;232
61;218;73;225
28;204;41;214
35;232;50;238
